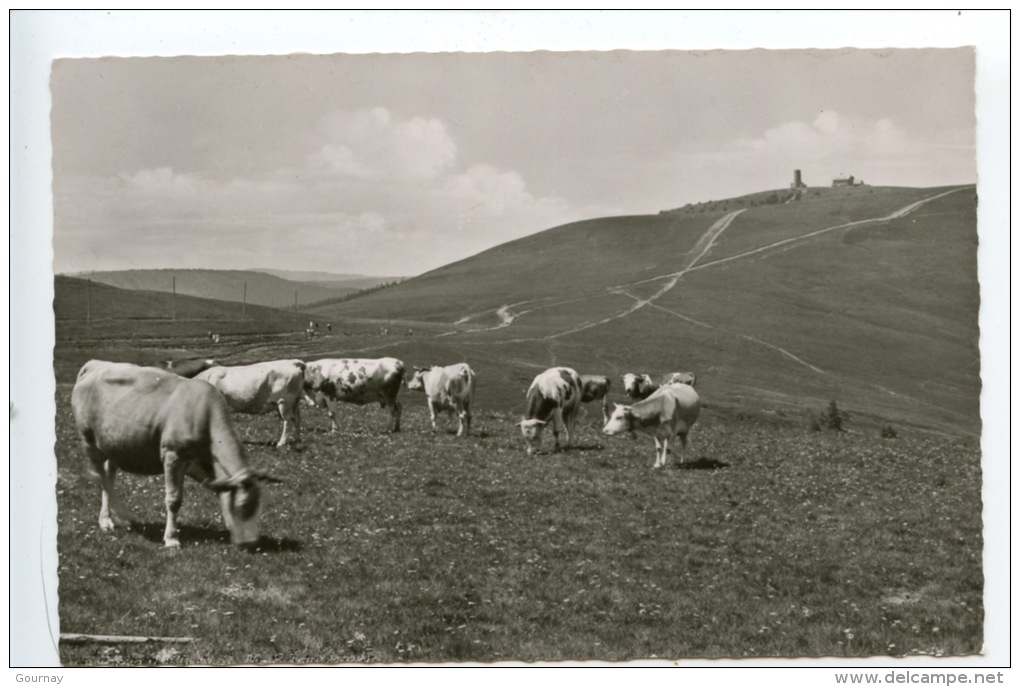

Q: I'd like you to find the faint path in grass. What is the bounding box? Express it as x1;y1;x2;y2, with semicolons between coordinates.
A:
681;187;971;276
646;300;826;375
541;210;747;340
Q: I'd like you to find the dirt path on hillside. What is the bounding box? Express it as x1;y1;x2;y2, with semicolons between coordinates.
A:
541;209;746;339
449;187;972;385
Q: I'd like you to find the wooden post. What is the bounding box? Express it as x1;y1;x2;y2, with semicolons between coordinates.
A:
172;275;177;322
86;278;91;323
242;281;247;322
294;290;298;310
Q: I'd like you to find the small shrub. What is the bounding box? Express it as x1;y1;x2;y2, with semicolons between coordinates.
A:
880;424;898;439
817;400;848;432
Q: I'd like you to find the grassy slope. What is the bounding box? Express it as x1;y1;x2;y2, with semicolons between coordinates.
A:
53;276;321;380
70;269;357;308
310;186;979;436
55;385;982;664
51;184;985;664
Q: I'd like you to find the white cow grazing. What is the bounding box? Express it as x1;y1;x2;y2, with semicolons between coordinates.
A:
519;367;583;455
303;357;406;433
71;360;280;548
579;374;613;424
603;383;701;469
196;360;306;448
406;363;476;436
622;371;697;401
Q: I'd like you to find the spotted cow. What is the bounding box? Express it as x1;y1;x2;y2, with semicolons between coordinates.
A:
518;367;583;455
303;357;406;433
622;371;697;401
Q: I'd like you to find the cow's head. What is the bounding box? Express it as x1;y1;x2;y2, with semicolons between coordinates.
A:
622;373;649;400
204;470;282;547
602;404;634;436
518;418;547;455
406;367;430;391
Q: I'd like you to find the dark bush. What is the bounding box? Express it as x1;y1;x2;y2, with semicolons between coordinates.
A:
817;400;848;432
880;424;898;439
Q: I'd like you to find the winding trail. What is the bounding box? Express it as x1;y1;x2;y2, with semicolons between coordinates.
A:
446;186;972;384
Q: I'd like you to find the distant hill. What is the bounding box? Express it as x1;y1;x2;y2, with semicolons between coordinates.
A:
308;185;980;436
66;269;372;309
54;275;303;324
252;268;401;287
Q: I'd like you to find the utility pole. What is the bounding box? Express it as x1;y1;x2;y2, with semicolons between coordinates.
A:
242;281;247;322
86;278;91;323
172;275;177;322
294;289;298;310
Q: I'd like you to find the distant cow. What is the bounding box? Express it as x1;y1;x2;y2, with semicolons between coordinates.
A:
159;358;220;379
196;360;306;448
603;383;701;469
304;357;406;433
406;363;476;436
71;360;280;548
622;371;697;401
579;374;613;424
518;367;583;455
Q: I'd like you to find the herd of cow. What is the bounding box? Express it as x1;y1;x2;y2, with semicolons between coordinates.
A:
70;357;700;549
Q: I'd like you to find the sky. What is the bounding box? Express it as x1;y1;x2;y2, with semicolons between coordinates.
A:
50;47;976;277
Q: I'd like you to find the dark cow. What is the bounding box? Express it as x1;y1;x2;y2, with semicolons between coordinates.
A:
603;383;701;469
303;357;406;432
622;371;697;401
71;360;279;548
579;374;613;424
159;358;220;379
518;367;583;455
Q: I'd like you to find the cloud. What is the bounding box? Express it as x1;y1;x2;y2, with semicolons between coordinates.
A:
308;107;457;181
118;167;204;195
53;108;591;275
653;110;975;204
729;110;916;163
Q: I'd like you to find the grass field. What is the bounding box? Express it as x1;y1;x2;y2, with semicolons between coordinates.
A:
51;184;984;664
54;328;983;665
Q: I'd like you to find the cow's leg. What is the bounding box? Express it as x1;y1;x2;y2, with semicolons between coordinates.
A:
325;396;340;433
275;400;290;448
552;409;564;450
676;430;689;466
427;399;439;431
601;396;611;426
291;399;302;444
86;447;131;530
161;449;188;548
458;400;471;437
276;398;301;448
390;399;402;433
653;437;669;469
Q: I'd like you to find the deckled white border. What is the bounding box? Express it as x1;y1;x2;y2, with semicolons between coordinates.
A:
9;10;1009;673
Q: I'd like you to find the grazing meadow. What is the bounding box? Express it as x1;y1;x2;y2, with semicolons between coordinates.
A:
51;185;984;664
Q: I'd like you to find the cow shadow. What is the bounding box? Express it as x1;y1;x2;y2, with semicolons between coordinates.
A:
242;439;305;452
130;522;303;552
677;457;730;470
